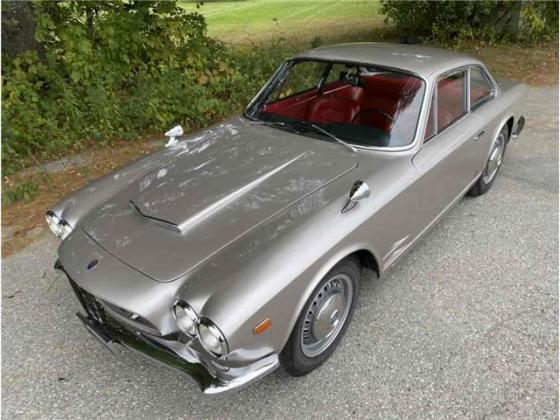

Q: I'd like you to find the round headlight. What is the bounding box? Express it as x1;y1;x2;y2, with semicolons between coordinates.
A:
46;211;73;239
58;220;73;239
197;318;228;357
173;301;198;337
46;211;62;237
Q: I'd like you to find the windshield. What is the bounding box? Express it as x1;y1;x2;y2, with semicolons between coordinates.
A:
246;59;426;148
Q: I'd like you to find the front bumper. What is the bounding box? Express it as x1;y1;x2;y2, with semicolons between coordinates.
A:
57;261;279;394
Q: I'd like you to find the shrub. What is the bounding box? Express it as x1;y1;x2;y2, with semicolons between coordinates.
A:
2;1;286;174
380;0;559;45
2;179;39;205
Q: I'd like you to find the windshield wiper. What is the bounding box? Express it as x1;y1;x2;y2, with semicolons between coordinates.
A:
248;119;291;129
249;117;357;153
292;121;358;153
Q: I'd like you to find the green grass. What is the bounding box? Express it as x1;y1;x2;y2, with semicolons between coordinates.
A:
180;0;383;44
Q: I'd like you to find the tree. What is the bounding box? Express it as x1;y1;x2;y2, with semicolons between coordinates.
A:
380;0;559;44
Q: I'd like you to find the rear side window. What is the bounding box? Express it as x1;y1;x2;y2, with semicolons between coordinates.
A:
470;67;494;109
424;69;467;142
436;70;467;132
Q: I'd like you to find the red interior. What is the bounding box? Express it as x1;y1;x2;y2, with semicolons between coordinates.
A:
425;77;492;140
425;76;466;138
262;75;422;131
437;77;465;130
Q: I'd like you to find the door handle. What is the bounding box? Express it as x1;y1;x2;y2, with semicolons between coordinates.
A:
473;130;485;141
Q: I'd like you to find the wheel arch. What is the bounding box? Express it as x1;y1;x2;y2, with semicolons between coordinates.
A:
486;113;515;160
506;116;515;140
279;245;381;353
352;249;380;277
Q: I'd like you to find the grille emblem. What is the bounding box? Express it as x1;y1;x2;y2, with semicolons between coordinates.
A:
87;259;99;271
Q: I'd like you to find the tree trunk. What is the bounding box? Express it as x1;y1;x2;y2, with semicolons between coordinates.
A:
506;0;522;39
1;1;45;59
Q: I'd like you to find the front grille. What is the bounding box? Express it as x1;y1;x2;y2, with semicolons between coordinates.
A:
68;279;107;324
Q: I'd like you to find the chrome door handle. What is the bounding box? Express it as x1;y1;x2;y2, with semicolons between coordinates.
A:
473;130;485;141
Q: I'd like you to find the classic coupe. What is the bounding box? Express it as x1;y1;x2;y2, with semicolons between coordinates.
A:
48;43;526;394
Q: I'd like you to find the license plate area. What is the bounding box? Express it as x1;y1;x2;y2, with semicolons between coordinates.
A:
76;312;117;354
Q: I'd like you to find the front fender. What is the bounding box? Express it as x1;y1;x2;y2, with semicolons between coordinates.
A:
49;147;176;229
178;170;381;362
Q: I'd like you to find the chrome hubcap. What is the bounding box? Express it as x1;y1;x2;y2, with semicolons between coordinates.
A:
301;274;353;357
483;132;505;184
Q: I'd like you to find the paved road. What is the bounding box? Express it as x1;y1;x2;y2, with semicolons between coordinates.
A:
2;86;558;419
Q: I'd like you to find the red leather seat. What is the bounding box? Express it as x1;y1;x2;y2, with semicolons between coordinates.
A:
307;86;364;124
437;78;465;131
359;75;422;131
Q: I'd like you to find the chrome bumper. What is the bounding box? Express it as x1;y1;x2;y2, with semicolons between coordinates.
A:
76;311;279;394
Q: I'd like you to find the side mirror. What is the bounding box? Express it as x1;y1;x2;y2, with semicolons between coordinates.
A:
342;181;370;213
164;125;184;148
350;181;370;201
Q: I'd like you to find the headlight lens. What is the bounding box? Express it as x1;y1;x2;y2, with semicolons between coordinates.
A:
46;211;63;237
58;220;73;239
197;318;229;357
173;301;198;337
46;211;73;239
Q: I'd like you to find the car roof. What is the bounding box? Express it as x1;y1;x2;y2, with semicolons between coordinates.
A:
294;42;482;78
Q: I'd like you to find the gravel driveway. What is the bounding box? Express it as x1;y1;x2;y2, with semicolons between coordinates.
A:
2;86;558;419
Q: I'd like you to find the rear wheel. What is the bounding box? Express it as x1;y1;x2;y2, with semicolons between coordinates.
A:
468;125;508;197
280;257;360;376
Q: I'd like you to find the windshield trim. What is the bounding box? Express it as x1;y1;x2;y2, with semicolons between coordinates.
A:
245;58;429;152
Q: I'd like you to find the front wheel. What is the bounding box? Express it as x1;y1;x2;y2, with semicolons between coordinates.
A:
280;257;360;376
468;125;508;197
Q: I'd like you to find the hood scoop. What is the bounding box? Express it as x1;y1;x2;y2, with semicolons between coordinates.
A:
129;200;181;233
133;152;308;234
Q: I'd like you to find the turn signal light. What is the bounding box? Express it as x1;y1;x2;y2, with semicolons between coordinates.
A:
254;318;272;335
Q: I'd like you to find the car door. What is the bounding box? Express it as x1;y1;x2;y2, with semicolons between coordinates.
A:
412;67;488;230
467;65;501;171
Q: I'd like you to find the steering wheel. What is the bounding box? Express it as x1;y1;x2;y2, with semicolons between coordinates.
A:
352;108;394;127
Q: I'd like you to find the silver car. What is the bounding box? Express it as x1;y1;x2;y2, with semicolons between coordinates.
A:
47;43;526;394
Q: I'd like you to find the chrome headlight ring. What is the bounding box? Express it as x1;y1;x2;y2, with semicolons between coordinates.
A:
172;301;229;357
46;211;73;239
58;219;73;239
172;300;199;338
197;318;229;358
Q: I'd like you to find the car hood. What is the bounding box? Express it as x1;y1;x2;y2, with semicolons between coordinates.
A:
82;118;357;282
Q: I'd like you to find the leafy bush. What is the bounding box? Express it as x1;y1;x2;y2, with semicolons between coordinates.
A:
380;0;558;45
2;179;39;205
1;1;292;175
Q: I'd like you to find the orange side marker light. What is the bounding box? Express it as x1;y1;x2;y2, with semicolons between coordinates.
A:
254;318;272;335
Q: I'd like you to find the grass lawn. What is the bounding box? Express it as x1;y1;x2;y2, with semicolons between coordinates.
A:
180;0;383;44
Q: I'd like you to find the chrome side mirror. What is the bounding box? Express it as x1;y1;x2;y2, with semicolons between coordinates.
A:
342;181;370;213
164;125;184;148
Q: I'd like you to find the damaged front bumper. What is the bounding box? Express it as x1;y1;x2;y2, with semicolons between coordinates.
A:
76;312;279;394
57;261;279;395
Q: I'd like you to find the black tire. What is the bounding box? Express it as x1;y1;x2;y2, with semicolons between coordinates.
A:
468;125;509;197
280;257;361;376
